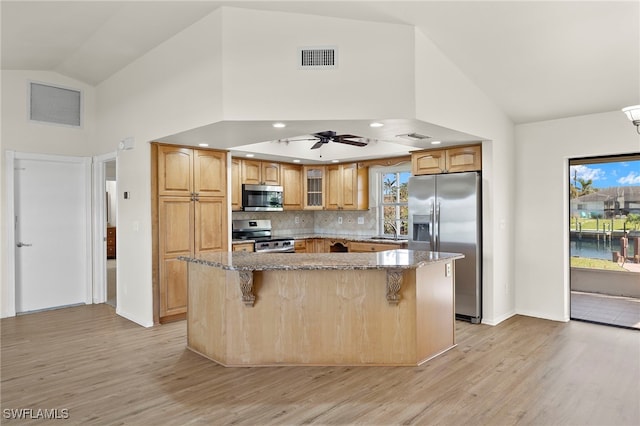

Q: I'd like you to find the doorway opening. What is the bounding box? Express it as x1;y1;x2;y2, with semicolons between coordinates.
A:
569;153;640;329
105;160;117;307
92;153;117;309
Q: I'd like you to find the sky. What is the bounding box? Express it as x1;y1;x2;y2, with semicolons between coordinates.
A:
570;159;640;189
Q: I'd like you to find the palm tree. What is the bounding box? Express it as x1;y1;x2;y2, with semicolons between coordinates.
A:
576;178;597;197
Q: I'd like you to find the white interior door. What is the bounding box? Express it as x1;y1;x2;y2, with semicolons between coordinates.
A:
14;156;90;313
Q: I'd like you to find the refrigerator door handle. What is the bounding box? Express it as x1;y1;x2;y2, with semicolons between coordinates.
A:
435;201;442;251
429;201;435;247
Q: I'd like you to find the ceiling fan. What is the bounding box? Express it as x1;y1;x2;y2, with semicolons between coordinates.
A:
289;130;369;150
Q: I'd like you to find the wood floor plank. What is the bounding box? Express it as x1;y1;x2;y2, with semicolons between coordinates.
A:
1;304;639;425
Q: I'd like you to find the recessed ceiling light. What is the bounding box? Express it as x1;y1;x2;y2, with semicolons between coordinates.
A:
245;153;255;157
293;159;301;163
369;122;384;128
198;143;209;147
331;159;339;163
431;140;442;145
272;122;286;128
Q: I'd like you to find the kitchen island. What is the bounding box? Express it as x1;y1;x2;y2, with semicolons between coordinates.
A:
181;249;463;367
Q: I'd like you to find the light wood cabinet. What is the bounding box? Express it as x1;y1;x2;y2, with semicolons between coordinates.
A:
281;163;303;210
412;145;481;175
294;240;307;253
153;144;227;323
348;241;402;252
306;238;326;253
326;163;368;210
106;227;116;259
231;158;242;211
446;145;482;173
242;159;280;185
232;242;254;252
303;166;325;210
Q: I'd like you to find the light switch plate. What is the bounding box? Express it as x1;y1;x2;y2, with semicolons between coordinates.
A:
358;217;364;225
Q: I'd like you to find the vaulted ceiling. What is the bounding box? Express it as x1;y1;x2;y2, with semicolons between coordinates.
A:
2;1;639;161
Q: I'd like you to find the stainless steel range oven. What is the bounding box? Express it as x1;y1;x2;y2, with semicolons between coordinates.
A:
232;219;295;253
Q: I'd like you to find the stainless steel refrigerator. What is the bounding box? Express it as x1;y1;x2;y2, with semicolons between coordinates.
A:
408;172;482;323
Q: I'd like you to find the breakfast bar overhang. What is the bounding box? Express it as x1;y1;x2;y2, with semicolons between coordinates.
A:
181;250;464;367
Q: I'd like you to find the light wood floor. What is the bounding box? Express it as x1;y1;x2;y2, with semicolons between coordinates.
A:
2;305;639;425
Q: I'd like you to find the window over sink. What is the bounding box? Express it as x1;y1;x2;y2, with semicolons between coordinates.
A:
373;166;410;238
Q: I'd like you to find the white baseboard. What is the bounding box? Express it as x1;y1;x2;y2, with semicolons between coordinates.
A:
116;308;154;328
516;309;569;323
481;310;517;326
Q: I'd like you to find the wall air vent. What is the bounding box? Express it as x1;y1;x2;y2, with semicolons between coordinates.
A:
299;47;337;69
29;81;82;127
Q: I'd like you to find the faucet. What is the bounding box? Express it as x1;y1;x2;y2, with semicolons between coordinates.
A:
386;222;400;240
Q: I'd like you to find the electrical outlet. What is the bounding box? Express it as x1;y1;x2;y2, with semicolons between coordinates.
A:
295;216;300;224
358;216;364;225
338;216;343;225
445;263;452;277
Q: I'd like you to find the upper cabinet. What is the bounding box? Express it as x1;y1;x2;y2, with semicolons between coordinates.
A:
326;162;368;210
231;158;242;211
231;159;369;211
281;163;303;210
303;166;325;210
242;159;280;185
158;145;226;197
412;145;481;175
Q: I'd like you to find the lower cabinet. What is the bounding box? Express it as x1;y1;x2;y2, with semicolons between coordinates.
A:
294;240;307;253
349;241;404;252
232;243;254;252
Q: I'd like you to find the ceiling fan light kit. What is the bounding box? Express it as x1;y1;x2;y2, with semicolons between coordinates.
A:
622;105;640;134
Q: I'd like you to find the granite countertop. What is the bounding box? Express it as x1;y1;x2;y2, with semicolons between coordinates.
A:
232;234;408;245
180;249;463;272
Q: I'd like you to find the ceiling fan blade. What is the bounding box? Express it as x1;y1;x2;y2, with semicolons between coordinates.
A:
335;138;368;147
333;134;361;140
310;140;326;150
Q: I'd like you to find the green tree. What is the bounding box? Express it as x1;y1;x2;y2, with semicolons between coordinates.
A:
626;213;640;231
576;178;597;197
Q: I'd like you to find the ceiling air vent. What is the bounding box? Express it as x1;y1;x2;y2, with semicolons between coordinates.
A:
299;47;337;69
29;81;82;127
396;133;431;141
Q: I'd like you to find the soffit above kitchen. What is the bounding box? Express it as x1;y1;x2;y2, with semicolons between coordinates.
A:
157;118;480;164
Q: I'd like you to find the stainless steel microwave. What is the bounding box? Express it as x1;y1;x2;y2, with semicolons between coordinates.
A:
242;184;284;211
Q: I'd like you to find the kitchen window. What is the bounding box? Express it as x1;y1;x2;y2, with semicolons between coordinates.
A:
379;170;410;238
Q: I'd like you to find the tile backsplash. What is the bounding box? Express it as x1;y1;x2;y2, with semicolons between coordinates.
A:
232;209;378;236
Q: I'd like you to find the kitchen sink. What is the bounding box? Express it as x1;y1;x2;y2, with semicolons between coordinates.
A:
369;236;407;241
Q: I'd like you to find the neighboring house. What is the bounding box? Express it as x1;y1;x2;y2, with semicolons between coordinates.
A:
571;186;640;218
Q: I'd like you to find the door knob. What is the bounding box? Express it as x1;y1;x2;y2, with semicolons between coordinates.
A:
16;242;33;247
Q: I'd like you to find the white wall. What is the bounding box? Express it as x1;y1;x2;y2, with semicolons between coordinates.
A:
221;7;415;120
514;111;639;321
95;9;224;326
413;29;517;325
1;70;97;318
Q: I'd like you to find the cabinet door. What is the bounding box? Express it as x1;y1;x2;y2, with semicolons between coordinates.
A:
339;163;359;210
325;164;342;210
242;160;262;184
303;166;325;210
412;150;446;175
194;149;226;197
158;146;193;196
446;145;482;173
281;163;302;210
294;240;307;253
158;197;193;317
194;197;227;254
261;162;281;185
231;158;242;211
